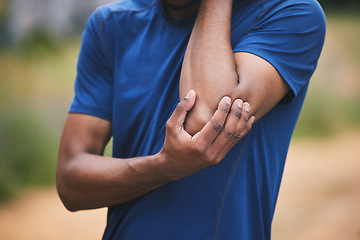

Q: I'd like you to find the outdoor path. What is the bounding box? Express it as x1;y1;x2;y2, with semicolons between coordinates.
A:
0;131;359;240
272;131;360;240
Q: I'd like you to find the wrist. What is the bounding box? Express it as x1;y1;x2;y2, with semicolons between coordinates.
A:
153;150;185;182
197;0;233;26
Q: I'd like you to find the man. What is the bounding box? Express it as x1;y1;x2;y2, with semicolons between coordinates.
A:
57;0;326;239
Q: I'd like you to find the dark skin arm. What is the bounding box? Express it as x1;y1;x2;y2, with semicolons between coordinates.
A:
56;92;253;211
57;113;167;211
57;0;263;212
180;0;290;135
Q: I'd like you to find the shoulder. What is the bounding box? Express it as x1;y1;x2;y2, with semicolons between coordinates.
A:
232;0;326;40
91;0;158;24
249;0;326;47
261;0;326;27
84;0;159;42
267;0;326;47
232;0;326;100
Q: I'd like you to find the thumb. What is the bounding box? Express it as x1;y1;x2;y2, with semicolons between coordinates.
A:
167;90;196;131
181;89;196;112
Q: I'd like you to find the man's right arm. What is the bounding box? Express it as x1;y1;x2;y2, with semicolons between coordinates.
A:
56;113;169;211
56;91;253;211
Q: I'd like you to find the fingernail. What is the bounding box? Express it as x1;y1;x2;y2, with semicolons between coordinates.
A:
185;90;192;99
244;103;250;113
224;97;231;105
237;99;243;109
251;116;255;124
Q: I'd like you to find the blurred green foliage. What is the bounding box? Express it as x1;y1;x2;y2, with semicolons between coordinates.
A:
0;110;57;202
15;31;60;56
293;13;360;138
293;92;360;138
0;36;77;203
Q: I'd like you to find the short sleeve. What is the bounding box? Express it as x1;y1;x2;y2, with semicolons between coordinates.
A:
69;8;113;121
233;0;326;102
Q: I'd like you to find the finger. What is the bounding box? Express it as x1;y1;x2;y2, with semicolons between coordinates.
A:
193;96;231;147
209;99;243;151
236;102;252;139
166;90;196;133
208;101;253;163
237;115;255;140
225;99;243;143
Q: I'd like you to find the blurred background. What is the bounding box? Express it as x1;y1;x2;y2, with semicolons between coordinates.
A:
0;0;359;239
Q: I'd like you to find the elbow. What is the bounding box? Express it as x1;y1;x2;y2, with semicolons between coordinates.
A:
57;186;83;212
56;180;78;212
184;102;214;136
56;168;81;212
181;73;240;136
184;113;209;136
183;90;239;136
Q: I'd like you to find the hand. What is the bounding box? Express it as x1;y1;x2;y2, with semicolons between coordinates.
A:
159;90;254;180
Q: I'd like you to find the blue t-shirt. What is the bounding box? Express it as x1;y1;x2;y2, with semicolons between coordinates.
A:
70;0;326;239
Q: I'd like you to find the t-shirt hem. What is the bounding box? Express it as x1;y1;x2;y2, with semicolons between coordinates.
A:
233;47;298;103
69;104;112;122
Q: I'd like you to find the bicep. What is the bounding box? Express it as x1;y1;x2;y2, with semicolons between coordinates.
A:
58;113;112;166
231;52;290;120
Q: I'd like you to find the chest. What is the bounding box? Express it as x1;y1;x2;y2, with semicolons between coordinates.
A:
109;20;192;156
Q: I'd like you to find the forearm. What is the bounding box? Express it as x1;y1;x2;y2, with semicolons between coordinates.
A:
57;151;170;211
180;0;238;134
57;90;255;212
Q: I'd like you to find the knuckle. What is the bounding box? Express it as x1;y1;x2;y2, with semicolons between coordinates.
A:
234;110;241;119
244;124;252;134
211;121;223;133
239;124;251;138
191;143;206;154
205;151;217;164
165;120;175;131
238;132;245;139
176;102;185;111
224;128;235;141
232;131;241;142
165;121;172;130
224;128;241;143
213;155;223;165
